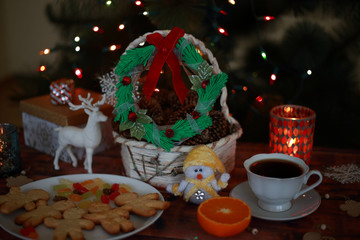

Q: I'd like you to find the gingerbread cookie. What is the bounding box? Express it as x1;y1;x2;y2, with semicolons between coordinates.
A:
87;201;111;213
44;208;94;240
21;198;48;212
114;192;170;217
6;175;33;187
15;200;76;227
340;200;360;217
63;208;87;219
84;202;133;234
0;187;50;214
303;232;336;240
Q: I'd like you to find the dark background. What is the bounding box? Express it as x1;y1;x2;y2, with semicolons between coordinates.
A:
5;0;360;149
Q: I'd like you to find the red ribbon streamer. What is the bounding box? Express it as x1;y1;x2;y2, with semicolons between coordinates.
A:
144;27;188;104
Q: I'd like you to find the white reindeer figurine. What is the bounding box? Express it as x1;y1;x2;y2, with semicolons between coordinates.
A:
53;93;108;173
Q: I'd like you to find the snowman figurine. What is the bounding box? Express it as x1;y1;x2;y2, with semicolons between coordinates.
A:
166;145;230;204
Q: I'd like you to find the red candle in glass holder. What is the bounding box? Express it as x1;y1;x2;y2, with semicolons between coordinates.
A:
269;105;316;165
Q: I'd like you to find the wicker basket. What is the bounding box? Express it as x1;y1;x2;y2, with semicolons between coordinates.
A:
113;30;243;188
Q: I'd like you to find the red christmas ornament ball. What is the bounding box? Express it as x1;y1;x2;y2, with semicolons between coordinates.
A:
201;80;210;89
165;129;175;138
191;111;200;120
128;112;137;122
122;76;132;85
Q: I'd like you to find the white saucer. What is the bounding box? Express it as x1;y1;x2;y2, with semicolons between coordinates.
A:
229;181;321;221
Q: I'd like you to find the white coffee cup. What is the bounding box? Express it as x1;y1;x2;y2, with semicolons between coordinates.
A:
244;153;322;212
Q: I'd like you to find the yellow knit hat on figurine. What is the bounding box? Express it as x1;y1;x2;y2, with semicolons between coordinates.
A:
183;145;226;173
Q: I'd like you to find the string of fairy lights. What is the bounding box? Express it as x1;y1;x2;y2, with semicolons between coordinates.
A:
38;0;232;78
250;0;313;103
38;0;127;78
38;0;312;104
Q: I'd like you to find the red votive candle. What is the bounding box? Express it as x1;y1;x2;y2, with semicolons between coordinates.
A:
269;105;316;165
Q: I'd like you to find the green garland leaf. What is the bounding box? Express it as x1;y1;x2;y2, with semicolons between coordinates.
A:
119;121;135;131
189;61;213;91
196;115;213;130
196;72;228;113
138;109;147;115
143;124;174;151
143;114;212;151
114;82;134;123
115;45;155;77
171;118;194;141
198;61;213;80
176;38;204;70
130;123;146;140
171;115;212;141
188;75;202;91
136;112;153;124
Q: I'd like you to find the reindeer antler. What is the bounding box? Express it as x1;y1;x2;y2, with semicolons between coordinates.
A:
78;93;93;105
68;93;106;112
93;95;106;109
68;93;93;111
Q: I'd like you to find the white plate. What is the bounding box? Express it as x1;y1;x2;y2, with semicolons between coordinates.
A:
230;181;321;221
0;174;165;240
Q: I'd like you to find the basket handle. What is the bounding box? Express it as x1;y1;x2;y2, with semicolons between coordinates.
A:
123;30;234;124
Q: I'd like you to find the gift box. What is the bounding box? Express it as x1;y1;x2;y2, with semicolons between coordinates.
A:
49;78;75;105
20;88;114;163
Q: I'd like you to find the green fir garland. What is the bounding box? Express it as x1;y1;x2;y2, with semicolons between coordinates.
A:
115;45;155;77
114;37;227;151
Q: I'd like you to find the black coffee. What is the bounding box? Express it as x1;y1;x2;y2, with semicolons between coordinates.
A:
250;159;303;178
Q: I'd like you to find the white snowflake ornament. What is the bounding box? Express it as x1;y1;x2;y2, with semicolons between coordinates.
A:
99;70;119;106
324;164;360;184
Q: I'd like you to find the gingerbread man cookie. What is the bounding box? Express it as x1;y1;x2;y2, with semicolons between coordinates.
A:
87;201;111;213
63;207;87;219
83;202;133;234
44;208;94;240
15;200;76;227
114;192;170;217
340;200;360;217
303;232;336;240
0;187;50;214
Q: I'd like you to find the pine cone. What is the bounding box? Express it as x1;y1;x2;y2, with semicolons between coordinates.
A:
183;90;198;106
155;89;182;112
138;96;164;125
167;104;196;124
207;110;232;140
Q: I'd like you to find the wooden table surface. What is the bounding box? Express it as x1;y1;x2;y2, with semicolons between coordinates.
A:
1;137;359;240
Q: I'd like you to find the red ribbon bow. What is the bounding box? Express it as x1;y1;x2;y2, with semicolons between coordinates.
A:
144;27;188;104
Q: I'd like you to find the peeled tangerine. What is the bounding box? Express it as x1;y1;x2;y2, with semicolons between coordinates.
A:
197;197;251;237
